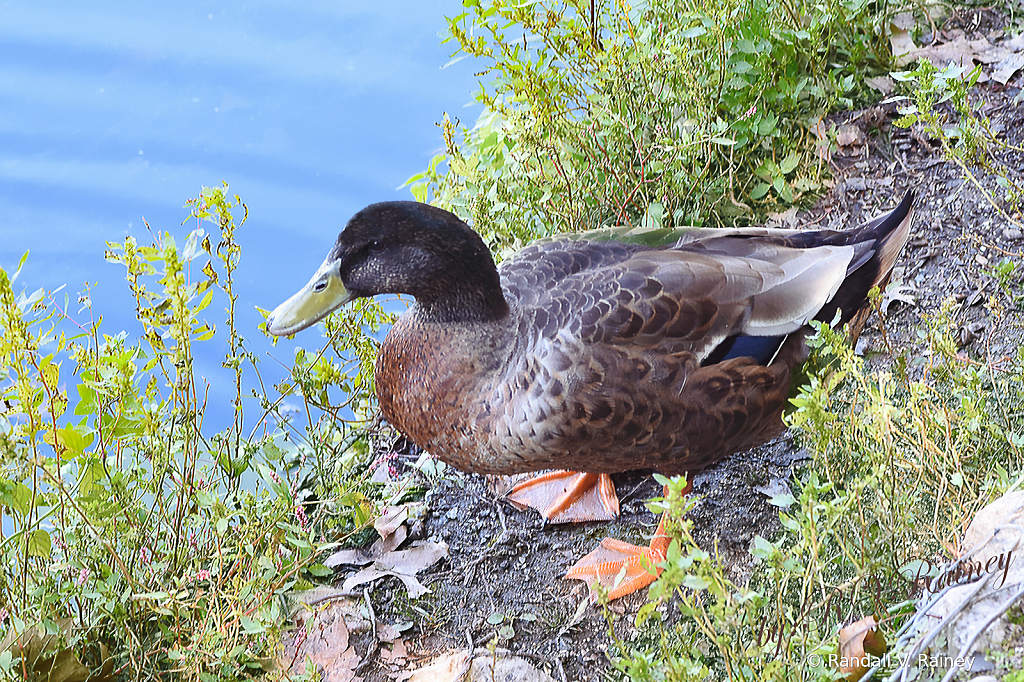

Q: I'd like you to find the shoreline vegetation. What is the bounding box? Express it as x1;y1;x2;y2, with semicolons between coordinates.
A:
5;1;1024;679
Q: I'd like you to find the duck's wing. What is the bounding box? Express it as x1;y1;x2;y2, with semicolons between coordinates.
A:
502;190;913;361
502;237;856;362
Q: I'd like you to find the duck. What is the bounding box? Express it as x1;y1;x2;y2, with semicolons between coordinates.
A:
267;191;914;600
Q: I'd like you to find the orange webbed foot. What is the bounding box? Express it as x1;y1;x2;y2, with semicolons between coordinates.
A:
565;514;671;600
506;470;620;524
566;481;685;601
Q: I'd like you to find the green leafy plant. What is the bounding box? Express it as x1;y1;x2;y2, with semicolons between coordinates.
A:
600;305;1024;680
0;186;390;680
893;59;1024;223
408;0;893;252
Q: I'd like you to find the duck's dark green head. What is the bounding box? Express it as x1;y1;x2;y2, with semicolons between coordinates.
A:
267;201;508;335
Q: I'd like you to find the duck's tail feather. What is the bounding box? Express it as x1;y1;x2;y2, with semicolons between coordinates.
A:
870;189;915;284
814;189;915;329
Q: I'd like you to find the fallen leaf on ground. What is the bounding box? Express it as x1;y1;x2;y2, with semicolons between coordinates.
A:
341;541;448;598
375;503;424;539
837;124;865;148
895;32;1024;84
378;620;414;642
0;618;91;682
837;616;887;682
889;13;917;63
327;502;428;570
326;524;408;568
284;589;371;632
380;638;409;664
865;75;894;94
280;601;361;682
766;207;799;228
881;282;918;314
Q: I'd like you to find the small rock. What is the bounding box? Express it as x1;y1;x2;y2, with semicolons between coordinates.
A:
1003;228;1022;240
907;492;1024;675
837;124;865;147
446;507;460;520
976;255;989;266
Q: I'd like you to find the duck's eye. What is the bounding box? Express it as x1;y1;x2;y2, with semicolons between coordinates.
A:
369;240;386;254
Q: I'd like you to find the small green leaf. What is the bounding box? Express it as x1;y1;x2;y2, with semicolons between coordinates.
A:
1;482;33;516
635;600;660;625
28;529;52;558
57;423;94;457
768;493;796;508
240;616;265;634
779;152;801;174
682;575;709;590
750;535;776;559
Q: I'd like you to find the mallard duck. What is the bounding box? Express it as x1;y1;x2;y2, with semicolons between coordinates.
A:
267;191;914;599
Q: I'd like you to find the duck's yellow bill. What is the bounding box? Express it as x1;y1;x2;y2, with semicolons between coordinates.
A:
266;257;350;336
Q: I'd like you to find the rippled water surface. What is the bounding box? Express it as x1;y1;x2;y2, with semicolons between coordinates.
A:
1;0;481;426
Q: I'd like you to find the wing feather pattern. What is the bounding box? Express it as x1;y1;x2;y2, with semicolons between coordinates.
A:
500;237;855;362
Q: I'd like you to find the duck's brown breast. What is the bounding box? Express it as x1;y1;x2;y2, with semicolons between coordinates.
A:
375;311;517;472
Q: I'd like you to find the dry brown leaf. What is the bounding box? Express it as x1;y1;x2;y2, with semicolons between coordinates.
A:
327;502;426;570
281;601;361;682
35;650;90;682
889;13;917;63
992;51;1024;85
895;34;1024;83
837;616;887;682
881;282;918;314
864;76;894;94
341;541;448;598
377;622;411;642
837;124;865;148
891;11;915;30
0;619;90;682
766;207;799;228
375;503;423;540
326;525;409;568
406;650;472;682
380;638;409;664
285;590;371;633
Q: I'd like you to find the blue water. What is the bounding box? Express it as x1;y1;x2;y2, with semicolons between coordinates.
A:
0;0;483;430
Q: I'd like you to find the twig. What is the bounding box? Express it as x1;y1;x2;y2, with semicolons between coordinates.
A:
365;587;377;642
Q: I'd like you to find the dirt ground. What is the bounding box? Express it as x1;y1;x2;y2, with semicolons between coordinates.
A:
319;9;1024;680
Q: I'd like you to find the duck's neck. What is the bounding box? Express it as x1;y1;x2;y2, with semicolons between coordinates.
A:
413;261;510;325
